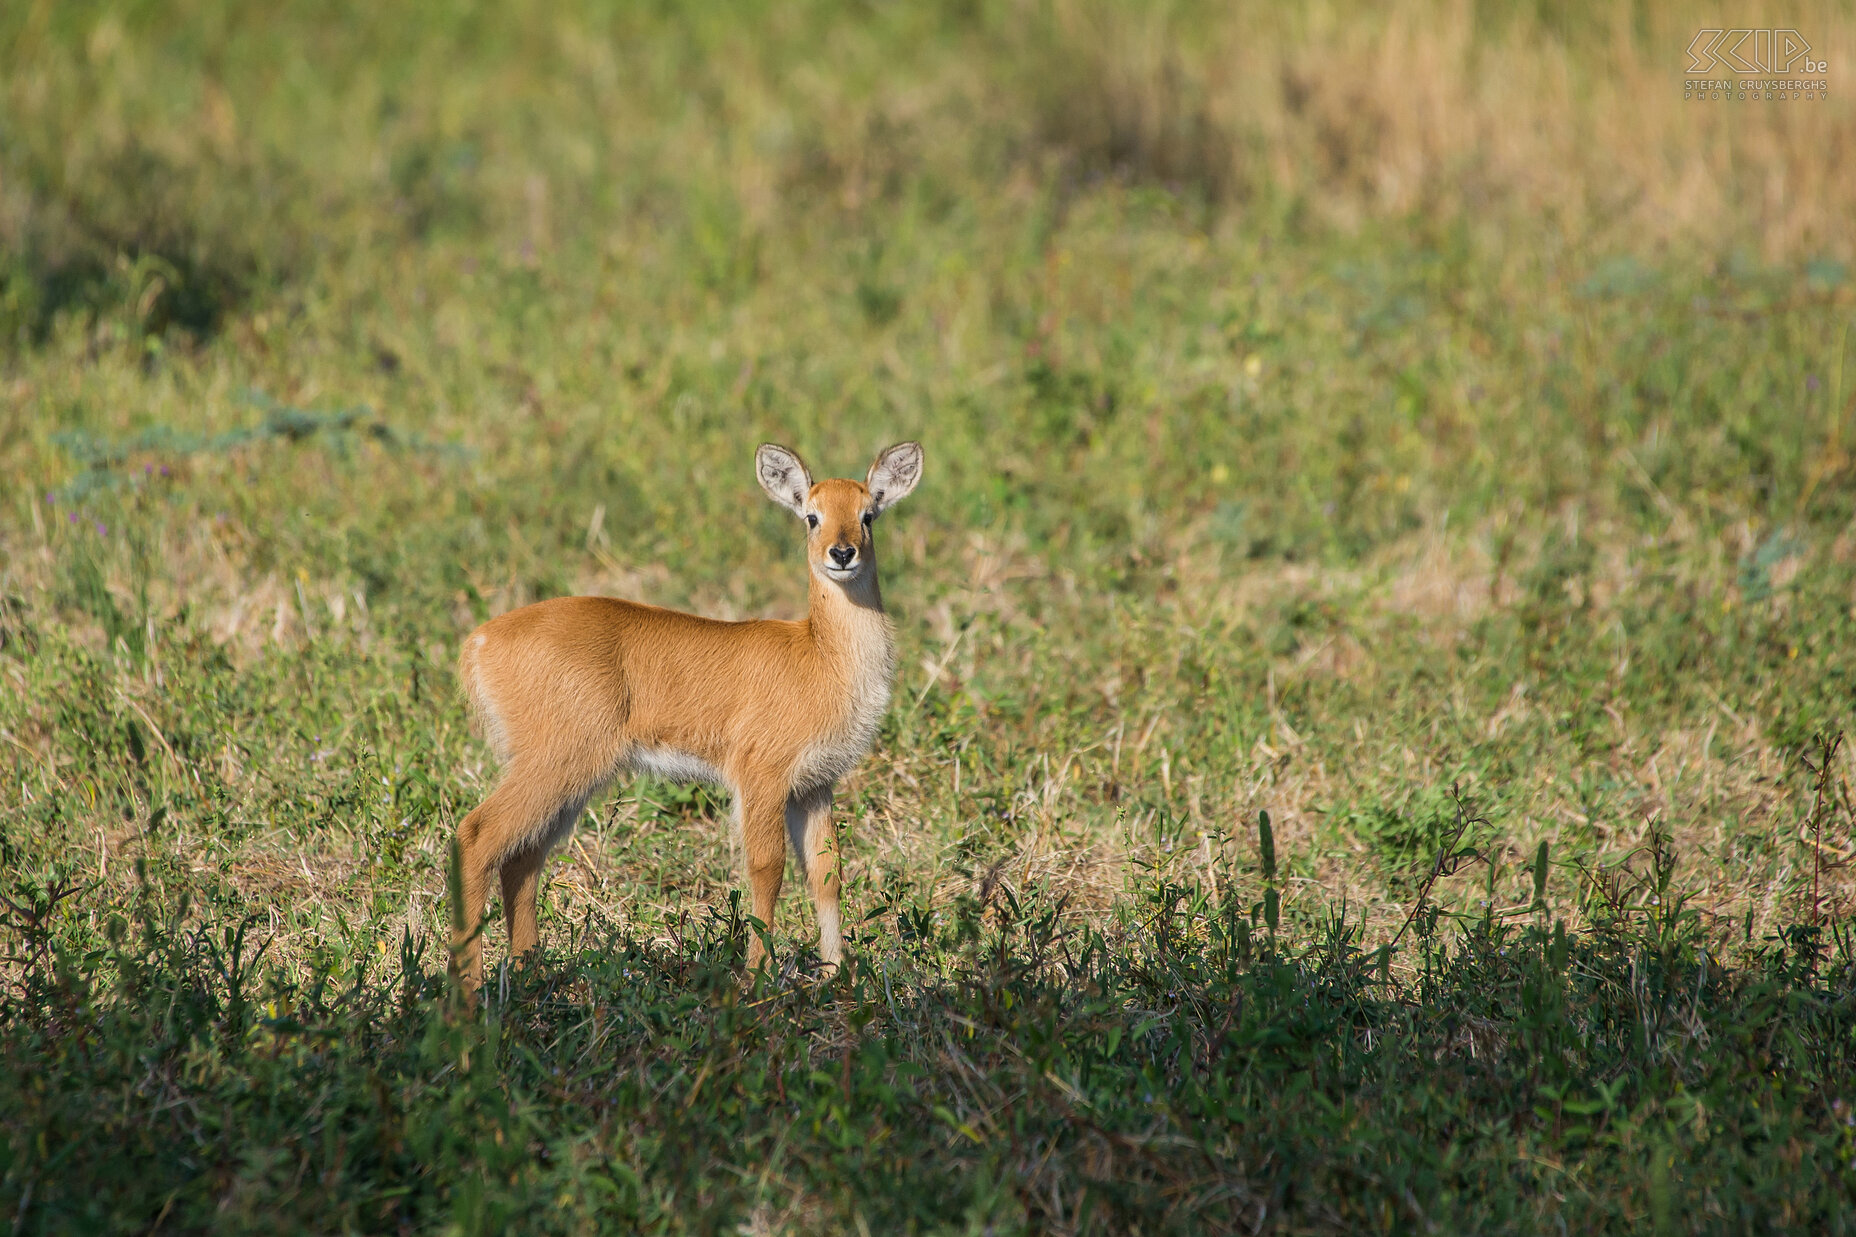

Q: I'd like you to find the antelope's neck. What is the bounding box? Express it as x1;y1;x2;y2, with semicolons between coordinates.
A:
806;568;896;703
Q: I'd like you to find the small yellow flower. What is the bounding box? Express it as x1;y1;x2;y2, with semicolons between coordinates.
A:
1210;463;1230;484
1244;355;1264;378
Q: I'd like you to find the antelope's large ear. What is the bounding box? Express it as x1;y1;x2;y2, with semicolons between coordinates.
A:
866;442;923;516
756;443;812;517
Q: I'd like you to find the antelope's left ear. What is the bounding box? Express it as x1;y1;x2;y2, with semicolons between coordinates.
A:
866;442;923;516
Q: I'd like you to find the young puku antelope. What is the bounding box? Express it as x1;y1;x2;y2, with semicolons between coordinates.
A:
450;442;923;993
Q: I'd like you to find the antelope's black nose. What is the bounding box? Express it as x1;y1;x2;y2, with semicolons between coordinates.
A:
829;545;857;568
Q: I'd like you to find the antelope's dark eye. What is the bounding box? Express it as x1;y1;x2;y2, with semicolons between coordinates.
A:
806;513;820;529
861;511;873;527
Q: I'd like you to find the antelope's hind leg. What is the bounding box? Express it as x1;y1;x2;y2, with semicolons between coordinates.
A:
452;769;592;993
786;785;842;973
501;791;591;966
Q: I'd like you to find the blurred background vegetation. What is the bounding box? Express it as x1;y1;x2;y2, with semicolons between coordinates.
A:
2;1;1856;1230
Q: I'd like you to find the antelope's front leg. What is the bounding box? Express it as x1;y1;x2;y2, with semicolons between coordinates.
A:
738;780;788;973
786;785;842;972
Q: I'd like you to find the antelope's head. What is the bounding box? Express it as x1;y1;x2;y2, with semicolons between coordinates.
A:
756;442;923;586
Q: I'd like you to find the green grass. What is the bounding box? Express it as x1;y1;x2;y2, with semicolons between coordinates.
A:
5;848;1853;1233
3;1;1856;1231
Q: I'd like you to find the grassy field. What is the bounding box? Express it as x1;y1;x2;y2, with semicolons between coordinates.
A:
4;0;1856;1231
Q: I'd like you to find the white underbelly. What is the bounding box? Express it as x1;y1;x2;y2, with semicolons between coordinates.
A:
626;745;725;785
793;737;868;790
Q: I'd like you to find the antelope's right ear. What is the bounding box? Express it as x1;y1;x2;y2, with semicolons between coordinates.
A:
756;443;813;517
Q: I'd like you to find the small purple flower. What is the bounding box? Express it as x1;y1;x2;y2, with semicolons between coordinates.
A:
68;512;78;525
1807;374;1821;391
95;522;107;536
144;463;153;475
45;492;55;505
159;465;169;477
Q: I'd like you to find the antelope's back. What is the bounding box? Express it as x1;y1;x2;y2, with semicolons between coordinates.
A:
458;595;810;766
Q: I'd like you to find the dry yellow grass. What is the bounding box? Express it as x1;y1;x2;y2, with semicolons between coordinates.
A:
1025;0;1856;258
